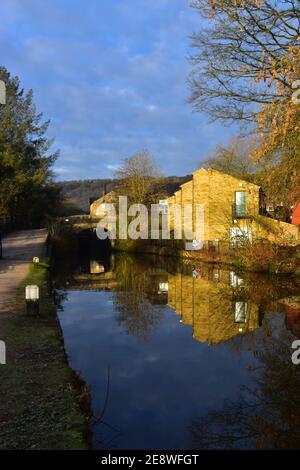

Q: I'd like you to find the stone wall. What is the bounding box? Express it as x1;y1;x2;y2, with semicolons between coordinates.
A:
193;168;260;241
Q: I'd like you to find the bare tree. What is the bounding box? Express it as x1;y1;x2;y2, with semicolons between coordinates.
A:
115;150;164;205
201;137;264;181
189;0;300;123
189;1;300;207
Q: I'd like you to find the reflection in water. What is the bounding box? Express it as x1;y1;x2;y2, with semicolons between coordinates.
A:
191;317;300;449
53;249;300;450
90;260;105;274
167;268;260;345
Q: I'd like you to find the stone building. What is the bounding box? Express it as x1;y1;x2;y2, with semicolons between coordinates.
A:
90;191;116;217
167;168;298;245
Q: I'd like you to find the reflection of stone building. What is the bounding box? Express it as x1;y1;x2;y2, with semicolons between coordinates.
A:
168;267;260;345
90;260;105;274
146;270;169;305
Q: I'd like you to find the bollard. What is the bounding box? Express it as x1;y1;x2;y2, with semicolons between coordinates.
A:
25;285;39;315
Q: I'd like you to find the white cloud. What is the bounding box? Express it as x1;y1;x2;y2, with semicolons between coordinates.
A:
146;104;157;112
0;0;235;180
106;164;121;172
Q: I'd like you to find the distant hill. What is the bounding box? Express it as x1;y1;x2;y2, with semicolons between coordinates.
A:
56;179;117;213
57;175;191;214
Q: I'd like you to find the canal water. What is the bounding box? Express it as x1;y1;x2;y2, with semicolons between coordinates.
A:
52;249;300;450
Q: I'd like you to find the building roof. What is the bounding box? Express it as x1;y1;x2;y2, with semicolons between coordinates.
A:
90;191;116;206
192;167;260;188
180;179;193;190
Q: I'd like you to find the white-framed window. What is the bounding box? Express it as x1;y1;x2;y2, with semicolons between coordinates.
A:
235;191;247;216
230;271;244;287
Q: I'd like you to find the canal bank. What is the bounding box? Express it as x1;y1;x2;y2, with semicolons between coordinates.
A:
0;230;90;449
51;218;300;276
114;238;300;276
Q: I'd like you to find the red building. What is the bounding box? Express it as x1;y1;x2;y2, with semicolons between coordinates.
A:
292;202;300;225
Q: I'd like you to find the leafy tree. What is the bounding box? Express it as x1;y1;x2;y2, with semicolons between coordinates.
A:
0;66;60;228
254;54;300;206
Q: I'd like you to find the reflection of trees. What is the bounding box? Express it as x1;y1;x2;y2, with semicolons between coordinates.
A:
240;273;300;309
113;255;163;340
190;319;300;449
52;288;69;312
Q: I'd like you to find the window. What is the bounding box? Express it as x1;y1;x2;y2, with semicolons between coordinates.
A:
158;282;168;294
234;302;248;323
230;271;244;287
159;199;168;215
235;191;247;216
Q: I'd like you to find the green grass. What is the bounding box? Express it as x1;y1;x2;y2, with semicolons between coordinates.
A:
0;262;91;450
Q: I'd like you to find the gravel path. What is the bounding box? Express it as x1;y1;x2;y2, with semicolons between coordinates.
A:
0;229;48;315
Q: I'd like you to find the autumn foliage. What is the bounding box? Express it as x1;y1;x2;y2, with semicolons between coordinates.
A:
190;0;300;208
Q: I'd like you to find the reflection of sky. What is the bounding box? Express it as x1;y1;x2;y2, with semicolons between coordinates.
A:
0;0;236;180
58;290;254;450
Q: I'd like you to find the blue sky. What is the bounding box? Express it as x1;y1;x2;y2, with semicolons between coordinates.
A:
1;0;235;180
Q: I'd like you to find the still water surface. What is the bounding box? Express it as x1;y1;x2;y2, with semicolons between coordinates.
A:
53;252;300;450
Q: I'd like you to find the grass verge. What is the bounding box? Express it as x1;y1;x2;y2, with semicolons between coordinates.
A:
0;261;91;449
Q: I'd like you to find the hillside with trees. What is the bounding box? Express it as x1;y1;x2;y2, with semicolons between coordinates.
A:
57;173;191;214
